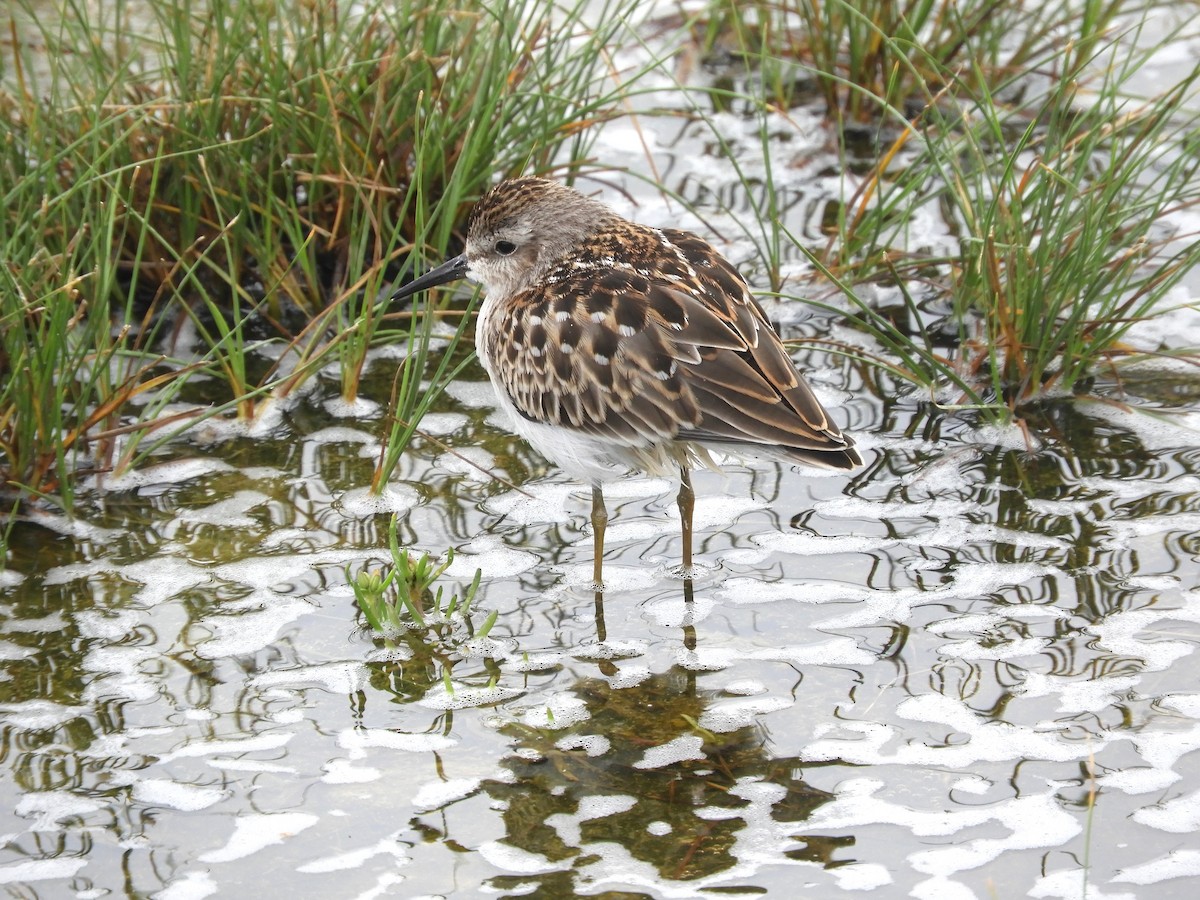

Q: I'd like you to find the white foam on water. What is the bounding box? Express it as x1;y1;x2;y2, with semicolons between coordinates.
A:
1016;673;1140;713
714;577;861;606
751;638;876;668
644;594;714;628
803;694;1107;767
829;862;893;891
419;412;470;436
177;490;271;526
14;791;104;831
935;636;1049;661
261;525;341;550
197;811;319;863
191;594;312;659
44;555;207;611
322;396;380;418
0;568;23;588
722;679;767;696
486;482;578;526
0;700;87;731
19;509;120;542
150;869;218;900
1099;767;1180;794
1162;693;1200;717
571;640;646;661
908;520;1068;552
555;563;660;592
522;693;590;729
365;645;414;664
337;484;420;517
1100;513;1200;553
0;640;35;661
805;778;1081;879
304;424;379;445
0;857;88;885
159;732;294;763
188;399;288;443
250;662;368;695
505;651;564;673
130;779;225;811
205;759;297;775
445;538;539;579
336;728;456;758
910;876;985;900
411;777;482;811
1077;398;1200;452
74;607;141;641
674;646;735;671
1026;497;1095;517
606;664;653;689
1027;868;1135;900
1131;788;1200;833
477;841;567;875
458;636;517;660
633;734;705;769
1087;603;1200;672
733;530;900;559
90;458;237;493
297;833;411;873
444;380;499;409
646;820;672;836
554;734;611;757
1113;848;1200;885
418;683;523;710
321;759;380;784
814;494;975;522
950;775;992;795
700;696;792;734
1;609;68;633
435;445;498;481
546;794;639;846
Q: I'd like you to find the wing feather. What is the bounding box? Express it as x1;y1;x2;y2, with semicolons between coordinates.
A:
480;223;860;469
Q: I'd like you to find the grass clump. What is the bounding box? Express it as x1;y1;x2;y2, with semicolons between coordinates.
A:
1;0;642;511
679;0;1200;419
697;0;1126;123
350;516;485;634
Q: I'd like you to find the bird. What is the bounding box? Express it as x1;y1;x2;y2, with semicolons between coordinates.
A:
390;177;861;590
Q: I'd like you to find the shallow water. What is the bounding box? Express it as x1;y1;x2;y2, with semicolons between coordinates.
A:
3;333;1200;898
6;4;1200;898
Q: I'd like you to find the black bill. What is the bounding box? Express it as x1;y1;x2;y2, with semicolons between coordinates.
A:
390;253;469;302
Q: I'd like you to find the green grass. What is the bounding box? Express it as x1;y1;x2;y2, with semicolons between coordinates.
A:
677;0;1200;419
1;0;646;512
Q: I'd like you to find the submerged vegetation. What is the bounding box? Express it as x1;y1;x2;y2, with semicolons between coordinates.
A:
1;0;1198;521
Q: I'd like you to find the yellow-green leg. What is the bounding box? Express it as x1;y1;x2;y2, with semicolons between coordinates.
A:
678;467;695;572
591;484;608;590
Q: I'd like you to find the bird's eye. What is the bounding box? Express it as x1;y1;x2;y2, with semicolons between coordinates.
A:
494;240;517;256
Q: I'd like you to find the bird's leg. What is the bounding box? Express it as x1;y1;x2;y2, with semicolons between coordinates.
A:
678;467;695;574
591;484;608;591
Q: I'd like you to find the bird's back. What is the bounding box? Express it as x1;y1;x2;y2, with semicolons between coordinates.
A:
475;219;861;475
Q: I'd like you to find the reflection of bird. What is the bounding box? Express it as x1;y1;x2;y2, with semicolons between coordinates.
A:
391;178;861;588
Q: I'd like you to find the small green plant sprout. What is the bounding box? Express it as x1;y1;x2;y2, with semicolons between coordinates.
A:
349;515;485;638
349;567;397;635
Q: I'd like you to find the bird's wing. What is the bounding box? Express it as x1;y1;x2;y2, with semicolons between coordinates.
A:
479;226;859;468
657;229;859;466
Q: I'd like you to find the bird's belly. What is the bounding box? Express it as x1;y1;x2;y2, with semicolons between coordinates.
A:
481;380;633;483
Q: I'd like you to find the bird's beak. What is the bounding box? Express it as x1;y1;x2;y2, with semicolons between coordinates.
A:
390;253;469;302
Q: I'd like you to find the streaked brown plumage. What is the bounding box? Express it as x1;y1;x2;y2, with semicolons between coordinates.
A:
392;177;861;586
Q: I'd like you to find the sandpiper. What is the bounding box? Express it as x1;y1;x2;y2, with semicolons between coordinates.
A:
391;177;861;588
